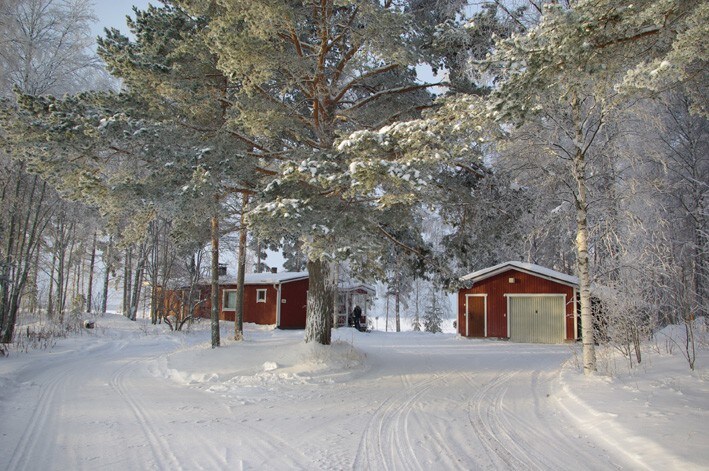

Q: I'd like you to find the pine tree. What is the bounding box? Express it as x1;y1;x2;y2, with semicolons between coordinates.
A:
423;292;443;334
97;2;268;343
184;0;453;345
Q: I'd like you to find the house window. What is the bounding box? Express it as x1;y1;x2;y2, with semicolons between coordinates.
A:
223;290;237;310
256;289;267;303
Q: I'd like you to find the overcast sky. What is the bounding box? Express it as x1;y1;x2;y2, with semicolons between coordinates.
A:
92;0;152;38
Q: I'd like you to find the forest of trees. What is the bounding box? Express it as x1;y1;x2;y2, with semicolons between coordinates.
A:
0;0;706;373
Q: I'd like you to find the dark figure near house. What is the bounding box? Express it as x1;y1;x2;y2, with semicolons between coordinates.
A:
353;305;362;330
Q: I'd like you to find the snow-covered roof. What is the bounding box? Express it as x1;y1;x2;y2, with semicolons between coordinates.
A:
460;261;578;287
219;271;309;286
338;283;376;294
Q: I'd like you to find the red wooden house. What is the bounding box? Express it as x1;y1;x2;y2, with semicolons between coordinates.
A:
219;271;310;328
458;261;579;344
166;271;374;330
175;272;309;329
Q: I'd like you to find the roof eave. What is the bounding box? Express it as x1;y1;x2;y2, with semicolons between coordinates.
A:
460;263;578;287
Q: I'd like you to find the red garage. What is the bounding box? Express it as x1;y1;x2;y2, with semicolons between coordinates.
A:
458;261;578;344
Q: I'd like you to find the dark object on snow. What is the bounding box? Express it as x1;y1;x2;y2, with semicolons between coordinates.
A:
83;320;95;329
352;305;365;331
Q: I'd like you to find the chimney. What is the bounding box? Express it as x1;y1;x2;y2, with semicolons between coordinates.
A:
218;263;227;277
271;267;278;274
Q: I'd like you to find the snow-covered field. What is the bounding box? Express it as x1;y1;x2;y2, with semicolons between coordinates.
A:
1;315;707;470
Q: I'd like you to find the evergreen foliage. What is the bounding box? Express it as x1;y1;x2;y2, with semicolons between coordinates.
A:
423;294;444;334
173;0;467;344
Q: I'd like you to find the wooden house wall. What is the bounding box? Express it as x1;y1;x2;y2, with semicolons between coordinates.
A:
165;277;307;329
214;283;277;324
159;286;210;320
242;283;278;325
458;269;575;340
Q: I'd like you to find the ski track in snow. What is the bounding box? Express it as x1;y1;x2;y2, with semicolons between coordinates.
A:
6;354;68;471
351;342;631;471
109;357;183;470
354;373;449;471
5;341;128;471
460;366;625;471
466;370;529;469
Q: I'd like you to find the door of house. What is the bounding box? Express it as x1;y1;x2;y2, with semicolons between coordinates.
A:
466;295;486;337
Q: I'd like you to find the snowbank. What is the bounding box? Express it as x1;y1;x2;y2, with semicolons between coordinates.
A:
557;321;709;469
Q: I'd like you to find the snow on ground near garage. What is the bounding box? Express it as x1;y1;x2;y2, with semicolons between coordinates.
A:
0;314;707;470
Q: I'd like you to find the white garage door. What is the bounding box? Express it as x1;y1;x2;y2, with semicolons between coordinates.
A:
508;296;565;344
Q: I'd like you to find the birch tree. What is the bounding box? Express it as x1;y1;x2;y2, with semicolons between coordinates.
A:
0;0;102;97
0;0;102;344
484;0;706;374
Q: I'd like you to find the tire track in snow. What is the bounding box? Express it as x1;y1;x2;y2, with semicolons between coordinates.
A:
234;419;315;468
464;368;576;470
353;373;449;471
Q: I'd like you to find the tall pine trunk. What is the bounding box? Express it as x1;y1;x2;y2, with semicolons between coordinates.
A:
304;258;333;345
395;272;401;332
101;236;112;314
210;210;220;348
47;240;58;318
123;246;132;318
86;230;97;313
150;224;160;324
234;195;248;340
60;221;77;318
130;246;145;321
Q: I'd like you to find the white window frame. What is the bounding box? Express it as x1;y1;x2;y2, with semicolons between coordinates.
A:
256;288;267;303
222;289;237;311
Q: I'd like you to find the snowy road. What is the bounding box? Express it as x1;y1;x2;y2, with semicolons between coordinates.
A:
0;316;669;470
347;339;626;471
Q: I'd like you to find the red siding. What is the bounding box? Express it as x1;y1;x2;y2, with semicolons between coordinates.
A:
245;284;279;324
278;278;309;329
458;269;576;340
168;277;310;329
216;284;278;324
186;286;211;320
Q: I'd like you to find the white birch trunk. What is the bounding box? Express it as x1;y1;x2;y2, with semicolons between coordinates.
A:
572;95;597;375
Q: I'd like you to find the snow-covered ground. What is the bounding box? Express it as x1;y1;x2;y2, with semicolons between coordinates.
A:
0;315;707;470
